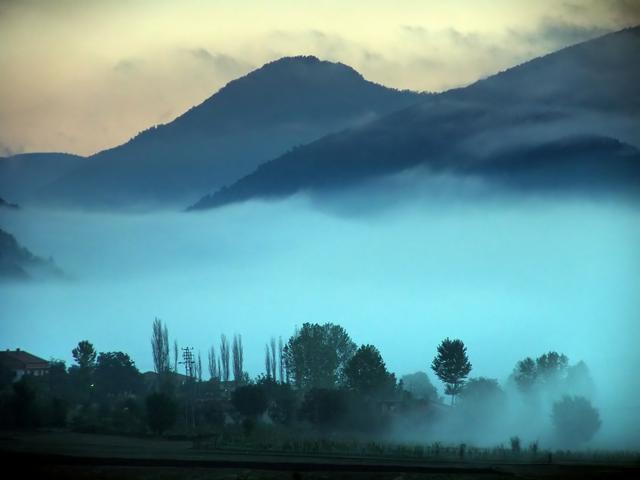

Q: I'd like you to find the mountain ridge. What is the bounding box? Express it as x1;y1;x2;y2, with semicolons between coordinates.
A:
35;56;427;209
189;27;640;210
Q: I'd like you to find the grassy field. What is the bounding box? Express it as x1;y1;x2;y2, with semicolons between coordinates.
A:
1;431;638;479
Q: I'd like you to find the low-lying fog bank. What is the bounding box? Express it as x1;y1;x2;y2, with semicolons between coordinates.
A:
1;181;639;448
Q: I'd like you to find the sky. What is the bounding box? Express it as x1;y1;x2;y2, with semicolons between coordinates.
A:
0;0;638;157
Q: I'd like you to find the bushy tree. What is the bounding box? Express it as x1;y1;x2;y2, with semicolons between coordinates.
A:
232;334;244;383
565;361;595;398
512;352;585;399
344;345;395;396
536;351;568;386
400;371;438;401
94;352;142;399
283;323;356;390
458;377;505;414
145;392;177;435
72;340;97;369
299;388;348;430
513;357;537;393
431;338;472;405
70;340;96;402
552;395;601;446
220;334;230;382
151;318;170;375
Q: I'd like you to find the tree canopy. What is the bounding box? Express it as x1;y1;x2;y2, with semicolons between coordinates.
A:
552;395;601;446
400;371;438;401
283;323;356;390
94;351;142;399
431;338;472;405
344;344;395;396
72;340;96;370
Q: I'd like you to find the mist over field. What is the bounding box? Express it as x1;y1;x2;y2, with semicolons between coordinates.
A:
2;177;639;448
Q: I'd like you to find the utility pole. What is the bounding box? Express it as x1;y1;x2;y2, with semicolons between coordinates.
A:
179;347;196;431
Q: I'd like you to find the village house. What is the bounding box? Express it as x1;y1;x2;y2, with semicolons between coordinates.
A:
0;348;50;381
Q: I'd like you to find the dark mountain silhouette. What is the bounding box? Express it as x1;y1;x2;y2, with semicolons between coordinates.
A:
0;228;63;281
38;56;425;208
0;153;85;203
190;27;640;210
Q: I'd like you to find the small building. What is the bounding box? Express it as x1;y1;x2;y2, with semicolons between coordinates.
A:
0;348;50;381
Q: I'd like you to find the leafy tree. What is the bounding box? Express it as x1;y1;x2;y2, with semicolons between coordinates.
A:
431;338;472;405
458;377;505;412
552;395;601;446
344;344;395;396
71;340;96;401
220;334;230;382
400;371;438;401
94;352;142;399
513;357;537;393
565;361;595;398
535;351;568;385
173;340;179;373
232;384;268;418
72;340;96;369
207;345;219;380
232;334;244;383
283;323;356;390
456;377;506;442
278;336;285;383
151;318;170;375
265;344;273;380
145;392;177;435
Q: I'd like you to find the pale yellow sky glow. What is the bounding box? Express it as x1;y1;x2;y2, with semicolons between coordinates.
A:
0;0;637;155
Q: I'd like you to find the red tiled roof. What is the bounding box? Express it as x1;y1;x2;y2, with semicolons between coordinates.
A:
0;349;50;369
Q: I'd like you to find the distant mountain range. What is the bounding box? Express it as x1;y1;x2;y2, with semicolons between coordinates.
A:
3;28;638;212
0;227;62;281
29;56;425;208
190;27;640;210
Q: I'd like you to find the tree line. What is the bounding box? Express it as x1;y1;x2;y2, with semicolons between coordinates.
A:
0;319;601;449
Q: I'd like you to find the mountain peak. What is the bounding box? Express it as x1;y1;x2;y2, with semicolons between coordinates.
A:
174;54;414;131
256;55;361;76
36;54;423;209
215;55;365;95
